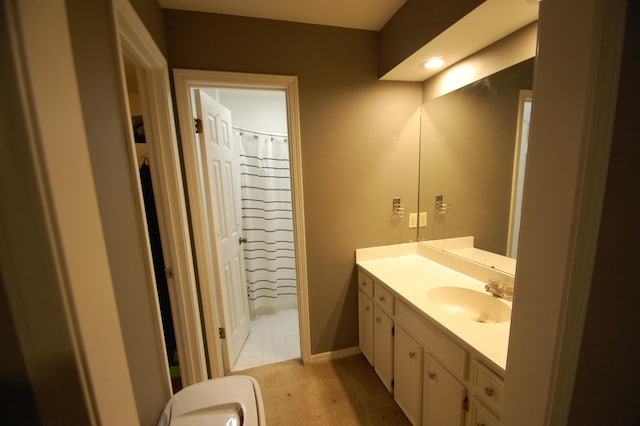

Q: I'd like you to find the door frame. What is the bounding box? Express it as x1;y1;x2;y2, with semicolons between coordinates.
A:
174;69;311;377
111;0;208;386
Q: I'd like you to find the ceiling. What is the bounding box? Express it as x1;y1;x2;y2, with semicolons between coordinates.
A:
382;0;539;81
159;0;539;81
158;0;407;31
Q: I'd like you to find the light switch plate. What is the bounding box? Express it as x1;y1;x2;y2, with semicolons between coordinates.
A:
409;213;418;228
419;212;427;227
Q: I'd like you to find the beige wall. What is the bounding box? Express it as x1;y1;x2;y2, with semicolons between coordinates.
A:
0;7;88;422
66;0;169;423
377;0;483;76
419;58;534;254
163;10;422;354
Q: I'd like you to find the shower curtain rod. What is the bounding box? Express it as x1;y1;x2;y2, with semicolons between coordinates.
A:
233;126;288;138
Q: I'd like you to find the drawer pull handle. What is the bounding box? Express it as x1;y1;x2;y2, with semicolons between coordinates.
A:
484;387;495;397
365;306;370;312
477;423;486;426
409;351;416;358
428;372;436;380
379;296;385;302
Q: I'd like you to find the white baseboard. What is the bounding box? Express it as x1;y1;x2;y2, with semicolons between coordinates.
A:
308;346;361;364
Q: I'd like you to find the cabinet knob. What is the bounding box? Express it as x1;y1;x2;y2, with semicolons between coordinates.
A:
408;351;416;358
365;306;370;312
376;317;381;322
379;296;385;302
484;387;495;397
428;372;436;380
477;423;486;426
361;281;367;287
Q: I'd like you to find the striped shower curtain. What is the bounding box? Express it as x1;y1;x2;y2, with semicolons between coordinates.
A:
237;129;297;319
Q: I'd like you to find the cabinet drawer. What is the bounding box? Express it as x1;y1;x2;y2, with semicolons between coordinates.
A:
358;270;374;298
470;360;504;415
396;300;468;379
374;282;394;315
468;397;500;426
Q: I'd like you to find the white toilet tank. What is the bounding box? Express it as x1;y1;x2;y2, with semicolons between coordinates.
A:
157;376;266;426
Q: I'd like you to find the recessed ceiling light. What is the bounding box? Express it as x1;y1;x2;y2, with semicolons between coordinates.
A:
423;57;444;69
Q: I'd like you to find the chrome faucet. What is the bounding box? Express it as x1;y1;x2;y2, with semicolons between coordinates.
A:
485;278;514;301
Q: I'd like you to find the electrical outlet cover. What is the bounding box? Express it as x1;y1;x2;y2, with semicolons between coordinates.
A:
409;213;418;228
419;212;427;227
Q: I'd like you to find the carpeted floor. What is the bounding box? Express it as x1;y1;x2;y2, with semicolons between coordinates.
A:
230;354;411;425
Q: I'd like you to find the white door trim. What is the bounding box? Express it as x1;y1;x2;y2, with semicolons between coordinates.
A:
111;0;208;386
502;0;627;423
174;69;312;377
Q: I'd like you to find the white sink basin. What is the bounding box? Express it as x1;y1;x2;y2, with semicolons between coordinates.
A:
427;286;511;324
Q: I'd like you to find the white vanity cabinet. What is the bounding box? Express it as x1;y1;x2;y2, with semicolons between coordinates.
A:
356;264;507;426
395;299;469;426
358;271;374;365
358;270;395;391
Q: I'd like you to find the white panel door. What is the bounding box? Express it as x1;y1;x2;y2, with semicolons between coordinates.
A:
195;90;250;372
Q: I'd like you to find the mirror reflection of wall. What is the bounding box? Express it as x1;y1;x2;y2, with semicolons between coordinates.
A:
418;58;534;256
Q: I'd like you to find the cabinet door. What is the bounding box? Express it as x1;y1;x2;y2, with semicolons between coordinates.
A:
358;290;374;365
423;355;466;426
374;308;394;392
394;326;423;425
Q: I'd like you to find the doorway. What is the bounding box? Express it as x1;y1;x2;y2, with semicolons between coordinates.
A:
174;70;311;378
507;90;533;258
112;0;209;389
205;88;301;371
121;53;181;391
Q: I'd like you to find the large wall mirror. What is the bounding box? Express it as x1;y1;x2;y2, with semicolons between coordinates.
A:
416;57;535;273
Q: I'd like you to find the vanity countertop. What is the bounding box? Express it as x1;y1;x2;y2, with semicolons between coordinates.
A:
356;243;511;375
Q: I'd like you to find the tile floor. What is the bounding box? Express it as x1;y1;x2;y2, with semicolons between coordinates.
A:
232;308;300;371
